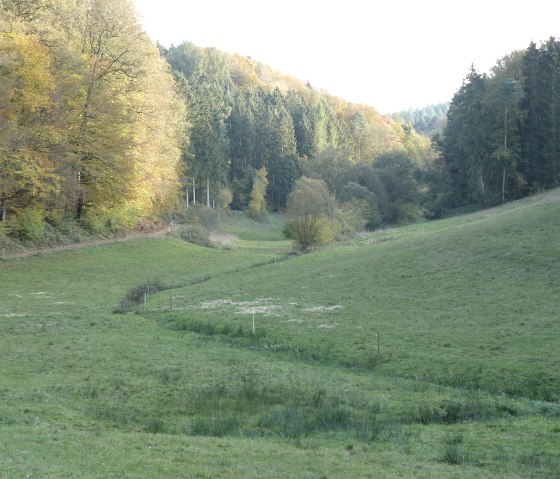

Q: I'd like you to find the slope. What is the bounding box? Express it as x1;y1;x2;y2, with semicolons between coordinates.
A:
0;195;559;478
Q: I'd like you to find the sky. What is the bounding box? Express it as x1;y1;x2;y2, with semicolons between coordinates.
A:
132;0;559;114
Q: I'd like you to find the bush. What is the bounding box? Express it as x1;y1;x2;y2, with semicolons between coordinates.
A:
114;279;170;313
217;186;233;210
179;224;214;247
283;215;339;251
11;206;45;242
336;200;374;235
248;168;268;219
188;206;219;230
0;221;8;239
283;177;339;250
81;206;138;236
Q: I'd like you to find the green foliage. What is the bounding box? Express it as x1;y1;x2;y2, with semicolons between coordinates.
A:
217;186;233;210
439;39;560;207
283;214;339;250
394;103;449;137
0;0;186;237
283;177;339;249
81;206;138;236
114;279;170;313
335;199;376;234
166;41;434;221
248;167;268;219
11;205;45;242
286;177;336;218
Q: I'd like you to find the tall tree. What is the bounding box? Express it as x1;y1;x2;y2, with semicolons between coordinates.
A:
247;167;268;218
0;25;58;221
442;66;492;205
489;76;524;202
183;76;231;208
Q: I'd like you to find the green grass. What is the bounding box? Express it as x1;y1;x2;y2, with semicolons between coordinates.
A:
1;193;559;477
218;211;286;242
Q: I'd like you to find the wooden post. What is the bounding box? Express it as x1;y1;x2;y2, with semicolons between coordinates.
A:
252;313;256;336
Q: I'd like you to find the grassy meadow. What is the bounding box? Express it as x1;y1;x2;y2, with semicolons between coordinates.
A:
1;196;559;478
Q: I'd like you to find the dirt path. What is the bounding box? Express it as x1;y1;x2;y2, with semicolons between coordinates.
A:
1;223;181;260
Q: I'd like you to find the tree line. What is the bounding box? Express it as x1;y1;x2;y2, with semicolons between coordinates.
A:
438;38;560;208
0;0;436;243
165;41;436;230
0;0;185;240
2;0;557;247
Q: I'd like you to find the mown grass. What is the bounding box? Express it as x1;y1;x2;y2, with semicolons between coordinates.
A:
1;193;559;477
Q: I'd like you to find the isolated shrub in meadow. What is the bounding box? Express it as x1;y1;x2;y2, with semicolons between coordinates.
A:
283;177;339;250
113;279;169;313
283;214;339;250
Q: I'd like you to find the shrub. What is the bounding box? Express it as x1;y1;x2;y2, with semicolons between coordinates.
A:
189;206;219;230
217;186;233;210
179;224;213;247
114;279;170;313
11;206;45;242
81;206;138;236
248;168;268;219
283;214;339;251
283;177;339;250
336;200;373;235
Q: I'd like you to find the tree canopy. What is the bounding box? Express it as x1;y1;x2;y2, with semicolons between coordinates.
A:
0;0;186;233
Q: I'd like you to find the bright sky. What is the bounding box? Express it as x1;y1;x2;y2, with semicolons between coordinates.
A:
132;0;559;114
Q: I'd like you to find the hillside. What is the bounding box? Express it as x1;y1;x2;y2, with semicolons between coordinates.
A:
1;192;559;477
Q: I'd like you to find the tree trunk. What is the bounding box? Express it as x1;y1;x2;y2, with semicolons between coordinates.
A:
1;195;7;222
75;192;84;220
192;179;196;204
502;167;506;204
206;177;210;208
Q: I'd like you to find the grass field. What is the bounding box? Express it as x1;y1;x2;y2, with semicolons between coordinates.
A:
1;198;559;478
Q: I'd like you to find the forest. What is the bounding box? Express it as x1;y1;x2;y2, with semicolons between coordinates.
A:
1;0;560;246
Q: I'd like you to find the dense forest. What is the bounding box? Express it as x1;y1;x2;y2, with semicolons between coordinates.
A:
1;0;559;245
164;41;434;226
0;0;435;243
441;39;560;207
0;0;186;240
394;103;448;138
